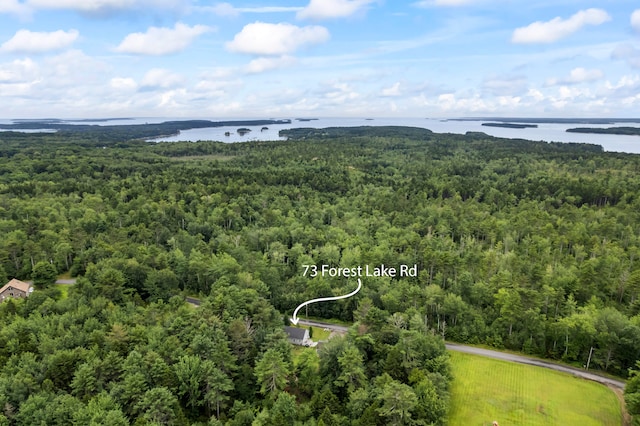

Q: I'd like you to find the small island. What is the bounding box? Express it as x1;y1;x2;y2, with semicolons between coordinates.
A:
482;122;538;129
566;127;640;136
237;128;252;136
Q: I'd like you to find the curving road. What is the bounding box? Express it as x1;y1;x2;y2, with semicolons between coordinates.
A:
303;319;626;390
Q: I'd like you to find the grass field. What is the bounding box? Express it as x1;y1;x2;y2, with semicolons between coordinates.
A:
448;351;623;426
309;325;331;341
292;346;317;366
54;283;70;299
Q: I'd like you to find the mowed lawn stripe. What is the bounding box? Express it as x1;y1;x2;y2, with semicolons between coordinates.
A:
448;351;622;426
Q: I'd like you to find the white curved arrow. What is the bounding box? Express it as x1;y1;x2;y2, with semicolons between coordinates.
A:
290;278;362;325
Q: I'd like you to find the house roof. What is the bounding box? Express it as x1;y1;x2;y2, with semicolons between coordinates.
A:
0;278;33;294
284;326;308;340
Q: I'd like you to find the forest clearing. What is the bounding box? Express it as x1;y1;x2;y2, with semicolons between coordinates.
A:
448;351;623;425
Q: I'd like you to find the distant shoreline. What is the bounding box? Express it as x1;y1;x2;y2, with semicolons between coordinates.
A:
482;122;538;129
451;117;640;125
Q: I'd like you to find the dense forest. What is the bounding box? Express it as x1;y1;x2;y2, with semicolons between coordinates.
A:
1;126;640;424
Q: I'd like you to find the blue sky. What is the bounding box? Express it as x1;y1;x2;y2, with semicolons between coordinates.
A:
0;0;639;118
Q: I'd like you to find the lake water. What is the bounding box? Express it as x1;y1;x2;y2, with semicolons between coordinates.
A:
1;117;639;154
152;117;640;154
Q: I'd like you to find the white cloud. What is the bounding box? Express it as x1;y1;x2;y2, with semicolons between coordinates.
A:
381;82;401;97
140;68;184;89
114;22;212;55
482;75;527;96
603;75;640;101
605;75;640;91
245;56;296;73
322;82;360;104
527;88;545;102
512;8;611;44
438;93;489;112
413;0;476;6
612;44;640;69
0;0;31;17
632;10;640;33
26;0;188;14
110;77;137;91
297;0;375;20
207;2;237;16
1;29;79;53
29;0;132;11
226;22;329;56
546;67;604;86
0;58;38;83
203;2;303;16
43;50;109;87
195;78;242;97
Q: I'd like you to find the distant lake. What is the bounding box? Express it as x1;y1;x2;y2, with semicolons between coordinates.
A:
1;117;639;154
153;117;640;154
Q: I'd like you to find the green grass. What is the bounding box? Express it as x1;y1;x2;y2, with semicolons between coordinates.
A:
309;326;331;341
292;346;317;366
448;351;623;426
54;284;69;300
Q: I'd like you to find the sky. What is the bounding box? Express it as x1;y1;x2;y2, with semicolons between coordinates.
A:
0;0;639;119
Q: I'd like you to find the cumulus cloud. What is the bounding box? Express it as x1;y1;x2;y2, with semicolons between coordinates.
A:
26;0;188;15
195;77;242;97
1;29;79;53
0;0;31;17
29;0;133;11
512;8;611;44
0;58;38;83
632;10;640;33
226;22;329;56
245;56;296;73
546;68;604;86
297;0;375;20
110;77;137;91
114;22;212;55
604;75;640;102
140;68;184;89
321;82;360;104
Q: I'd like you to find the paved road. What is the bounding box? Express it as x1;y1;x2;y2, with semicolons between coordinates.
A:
303;319;626;390
23;279;77;285
185;296;201;306
296;319;349;333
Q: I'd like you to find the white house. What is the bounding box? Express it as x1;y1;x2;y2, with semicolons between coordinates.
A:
284;326;311;346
